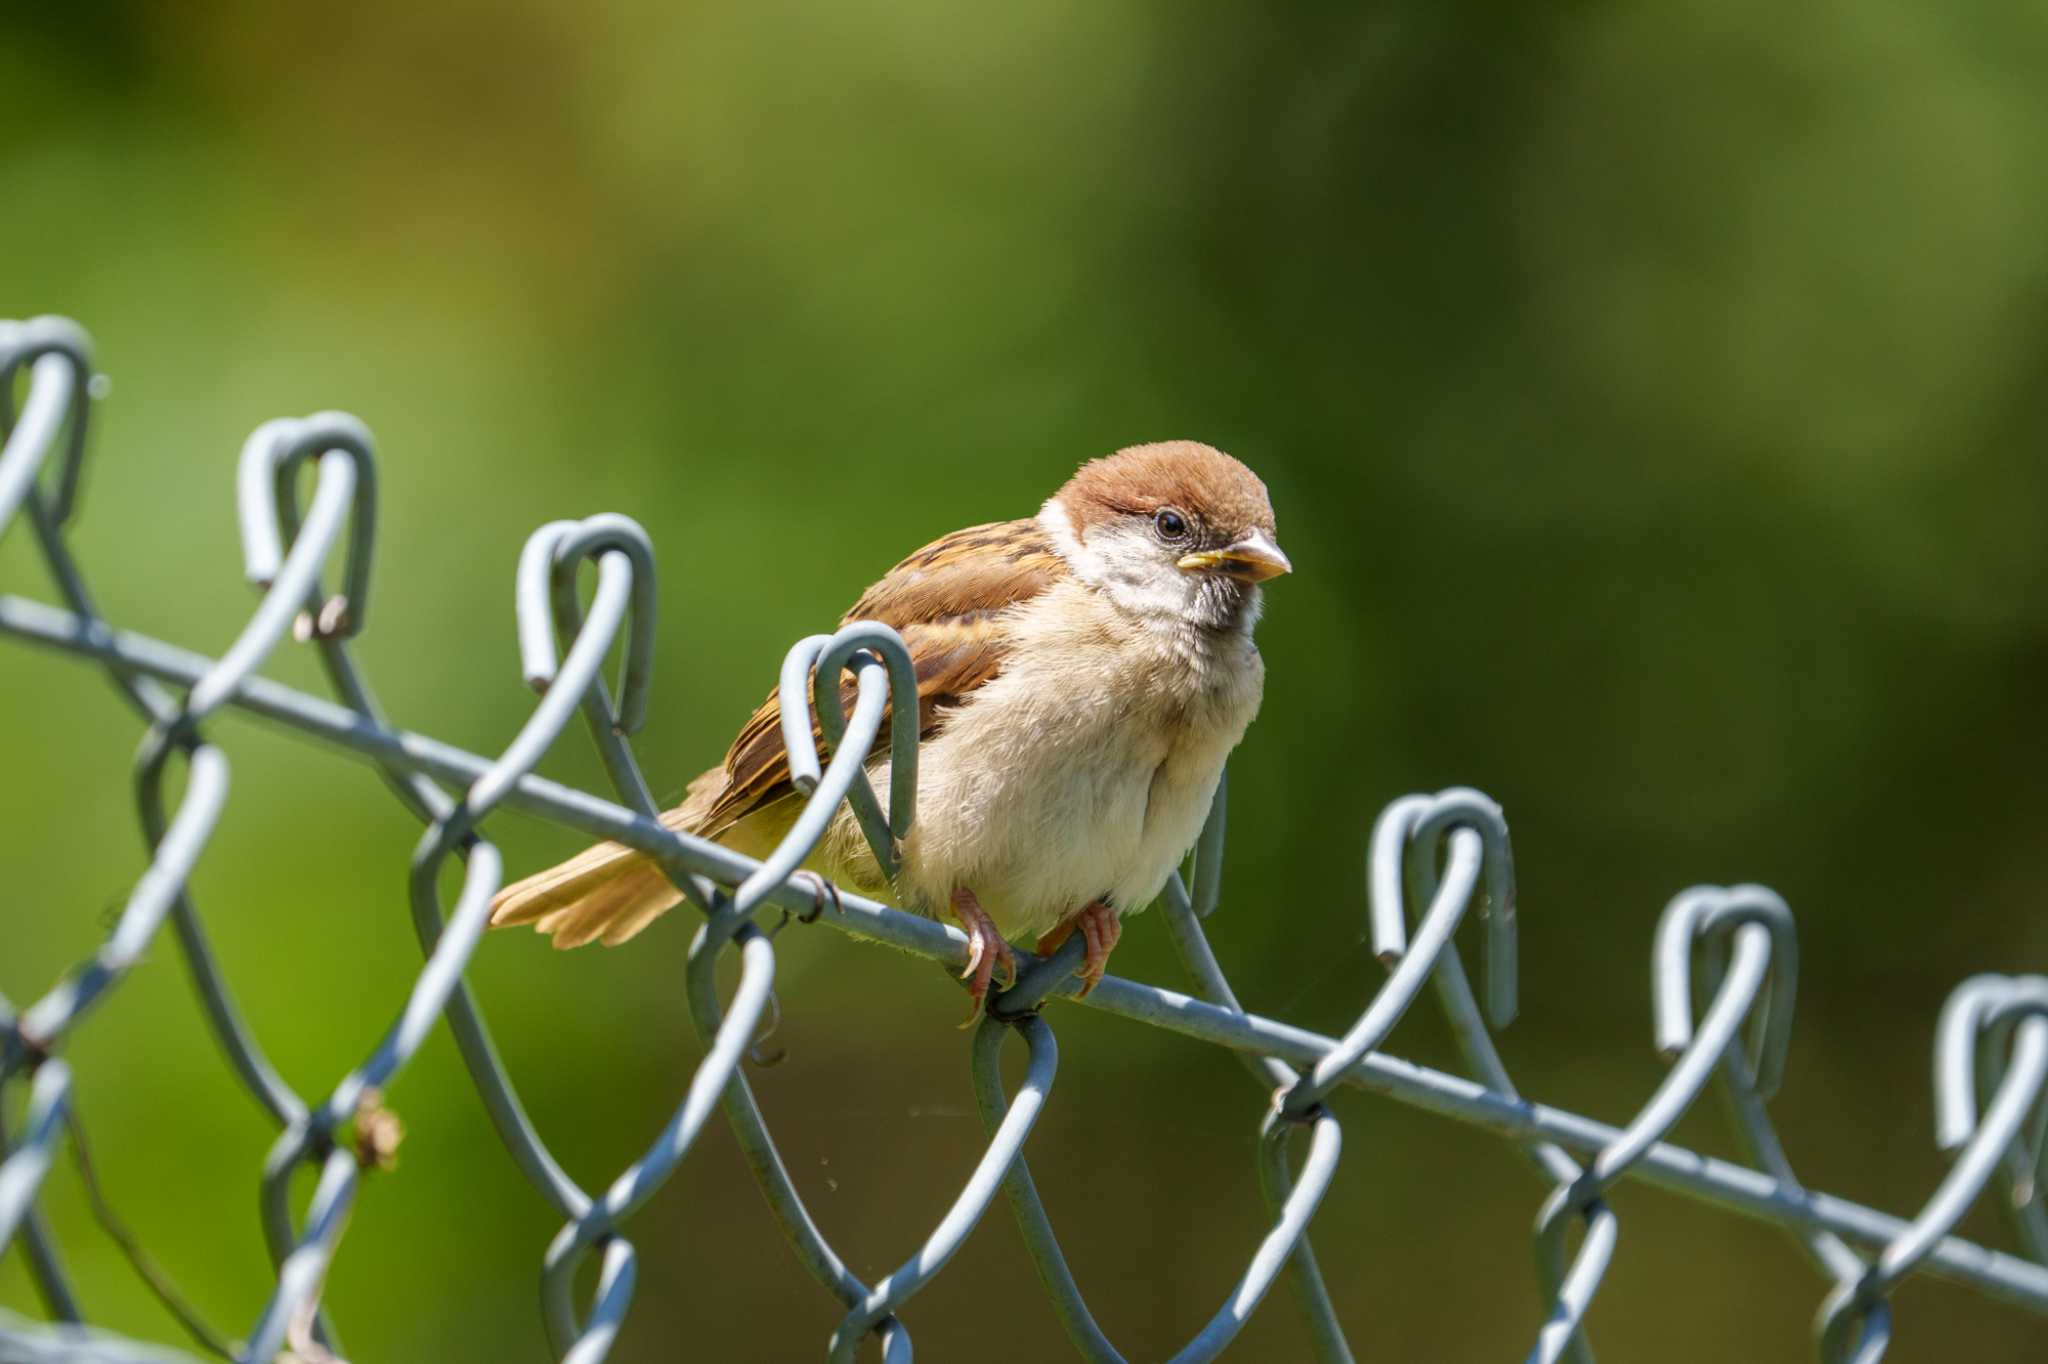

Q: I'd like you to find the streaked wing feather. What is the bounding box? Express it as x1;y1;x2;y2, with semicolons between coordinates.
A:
696;518;1061;836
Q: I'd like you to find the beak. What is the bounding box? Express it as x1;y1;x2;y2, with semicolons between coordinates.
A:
1177;528;1292;583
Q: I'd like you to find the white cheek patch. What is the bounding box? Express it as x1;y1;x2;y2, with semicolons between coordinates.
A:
1037;498;1093;572
1038;500;1203;621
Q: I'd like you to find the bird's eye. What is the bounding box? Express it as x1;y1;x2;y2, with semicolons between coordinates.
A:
1153;508;1189;541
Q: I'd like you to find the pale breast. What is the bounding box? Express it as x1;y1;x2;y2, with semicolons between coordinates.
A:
819;580;1265;937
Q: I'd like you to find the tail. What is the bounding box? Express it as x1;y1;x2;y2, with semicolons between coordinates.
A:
490;772;721;949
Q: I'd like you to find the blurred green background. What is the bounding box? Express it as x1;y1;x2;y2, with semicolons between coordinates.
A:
4;3;2046;1360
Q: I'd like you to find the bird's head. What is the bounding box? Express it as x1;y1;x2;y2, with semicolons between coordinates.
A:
1041;440;1290;632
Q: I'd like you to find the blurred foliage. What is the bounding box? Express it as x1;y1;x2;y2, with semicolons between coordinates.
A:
3;2;2046;1359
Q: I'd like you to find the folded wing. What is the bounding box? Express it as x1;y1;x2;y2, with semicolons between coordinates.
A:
489;515;1065;946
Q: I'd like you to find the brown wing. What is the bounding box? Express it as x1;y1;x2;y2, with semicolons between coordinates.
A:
691;517;1064;836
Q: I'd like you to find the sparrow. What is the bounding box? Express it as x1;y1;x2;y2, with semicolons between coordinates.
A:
489;440;1290;1017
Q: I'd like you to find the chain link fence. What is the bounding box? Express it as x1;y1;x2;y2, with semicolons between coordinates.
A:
1;315;2045;1362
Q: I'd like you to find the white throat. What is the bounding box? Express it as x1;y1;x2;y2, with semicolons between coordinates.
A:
1037;498;1263;639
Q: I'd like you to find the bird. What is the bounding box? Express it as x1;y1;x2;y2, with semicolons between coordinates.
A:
488;440;1290;1018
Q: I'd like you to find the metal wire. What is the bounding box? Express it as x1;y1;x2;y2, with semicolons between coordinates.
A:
3;316;2047;1362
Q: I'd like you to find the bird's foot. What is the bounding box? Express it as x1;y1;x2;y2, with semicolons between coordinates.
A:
949;886;1018;1027
1035;900;1121;998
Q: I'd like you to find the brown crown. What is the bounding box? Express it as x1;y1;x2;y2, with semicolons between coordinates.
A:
1055;440;1276;540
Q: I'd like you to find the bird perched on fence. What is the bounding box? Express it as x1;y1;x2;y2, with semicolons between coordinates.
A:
489;440;1290;1017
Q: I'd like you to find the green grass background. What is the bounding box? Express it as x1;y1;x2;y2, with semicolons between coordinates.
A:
4;3;2046;1359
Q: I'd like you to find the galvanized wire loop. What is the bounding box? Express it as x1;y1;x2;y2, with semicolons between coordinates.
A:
674;901;912;1362
1284;807;1487;1115
6;440;356;1103
1250;1105;1354;1364
973;819;1357;1364
545;592;911;1362
0;404;351;1350
0;317;96;536
1941;977;2048;1258
1661;887;1874;1352
1370;789;1592;1364
1162;865;1353;1359
286;505;598;1220
1157;843;1354;1362
1655;886;1800;1100
970;1010;1122;1363
252;523;650;1353
1953;978;2048;1262
245;1145;357;1364
812;623;919;838
1816;976;2048;1362
971;987;1349;1364
235;413;378;639
823;1015;1058;1361
518;514;659;736
1410;791;1518;1026
103;430;368;1146
1529;886;1796;1363
538;895;774;1356
1373;787;1518;1030
1937;977;2048;1162
773;621;919;879
731;639;894;918
1168;1105;1342;1363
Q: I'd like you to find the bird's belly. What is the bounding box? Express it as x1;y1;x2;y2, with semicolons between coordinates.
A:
839;690;1238;941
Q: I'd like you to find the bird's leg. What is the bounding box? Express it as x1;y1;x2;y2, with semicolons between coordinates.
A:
1035;900;1122;998
949;885;1018;1025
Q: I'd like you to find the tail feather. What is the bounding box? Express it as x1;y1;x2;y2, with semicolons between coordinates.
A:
529;859;682;949
490;771;724;949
